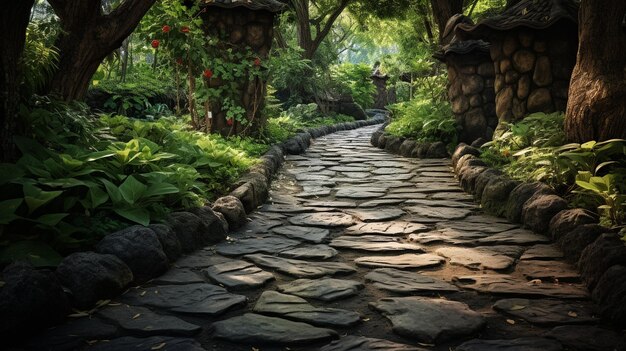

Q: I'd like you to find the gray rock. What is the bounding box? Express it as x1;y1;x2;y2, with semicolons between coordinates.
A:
24;317;117;351
245;254;356;278
408;229;489;246
88;336;205;351
345;208;405;222
345;222;428;236
96;226;169;283
277;278;364;301
505;182;554;223
452;144;480;168
212;313;338;345
558;224;606;263
436;247;515;270
0;262;70;340
121;283;246;316
522;194;568;233
370;297;485;343
516;260;580;282
148;224;182;262
365;268;459;294
278;245;338;260
56;252;133;308
321;335;429;351
493;298;597;326
549;208;598;241
174;250;232;269
476;228;550;245
481;178;520;216
330;236;425;252
521;244;564;260
167;211;220;253
97;305;201;336
151;268;205;285
403;205;471;219
355;254;445;269
215;236;300;256
253;291;361;327
453;275;589;299
579;233;626;289
212;196;247;230
545;325;626;351
203;260;274;289
457;337;563;351
592;265;626;326
271;225;330;243
289;212;356;227
335;188;386;199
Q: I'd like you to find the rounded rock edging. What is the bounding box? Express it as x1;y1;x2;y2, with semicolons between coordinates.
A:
450;143;625;325
0;113;388;343
369;124;451;159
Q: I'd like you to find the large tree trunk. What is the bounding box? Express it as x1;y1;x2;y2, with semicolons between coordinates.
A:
48;0;156;101
290;0;350;59
429;0;463;43
0;0;35;162
564;0;626;142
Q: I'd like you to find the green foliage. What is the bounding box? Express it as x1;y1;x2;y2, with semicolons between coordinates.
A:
22;18;60;95
332;63;376;109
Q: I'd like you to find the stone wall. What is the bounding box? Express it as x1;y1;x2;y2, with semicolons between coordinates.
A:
490;26;578;131
201;7;276;136
446;54;497;143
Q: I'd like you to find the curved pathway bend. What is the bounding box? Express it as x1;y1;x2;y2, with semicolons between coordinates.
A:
23;124;625;351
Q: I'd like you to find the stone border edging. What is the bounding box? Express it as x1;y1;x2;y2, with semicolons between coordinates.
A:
451;143;626;326
369;125;450;159
0;114;387;342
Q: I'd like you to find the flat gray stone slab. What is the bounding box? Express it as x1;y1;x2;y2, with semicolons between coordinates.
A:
545;325;626;351
88;336;205;351
289;212;355;227
436;220;518;234
345;209;405;222
436;247;515;271
430;192;475;201
24;318;117;351
261;204;319;214
372;174;414;181
212;313;338;345
215;236;300;256
295;174;332;182
296;186;333;198
277;277;363;301
493;298;598;326
370;297;485;343
97;305;200;337
174;251;232;269
271;225;330;244
355;254;445;269
345;222;428;236
121;283;246;315
320;335;429;351
485;245;526;258
453;275;589;299
371;168;412;175
403;205;471;220
203;260;274;289
365;268;459;294
408;229;489;245
477;229;550;245
404;199;476;209
329;166;368;172
366;161;414;168
253;291;361;328
330;236;425;252
358;199;406;208
233;219;283;235
521;244;564;260
152;268;205;285
515;260;580;282
335;189;386;199
245;254;356;278
411;185;463;193
341;172;371;179
279;245;338;260
457;337;563;351
306;200;358;208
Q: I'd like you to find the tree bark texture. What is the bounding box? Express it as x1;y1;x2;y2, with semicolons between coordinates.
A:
291;0;350;59
47;0;156;101
0;0;35;162
430;0;463;43
565;0;626;142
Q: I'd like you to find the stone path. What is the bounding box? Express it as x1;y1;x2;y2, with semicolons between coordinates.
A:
24;124;625;351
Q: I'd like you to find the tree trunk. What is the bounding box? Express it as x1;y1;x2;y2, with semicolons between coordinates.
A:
48;0;156;101
430;0;463;43
0;0;35;162
290;0;350;60
506;0;522;9
564;0;626;142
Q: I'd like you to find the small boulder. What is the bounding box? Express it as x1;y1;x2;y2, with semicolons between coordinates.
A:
0;262;70;341
558;224;607;263
377;134;387;149
458;166;488;193
399;140;417;157
371;130;383;147
473;169;503;199
188;206;229;242
481;178;520;216
579;233;626;289
149;224;182;262
505;182;554;223
522;194;568;233
452;144;480;168
96;226;169;283
549;208;599;241
230;182;256;213
384;136;403;153
212;196;247;230
56;252;133;309
427;142;448;158
592;265;626;326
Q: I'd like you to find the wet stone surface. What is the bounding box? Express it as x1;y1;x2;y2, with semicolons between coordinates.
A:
24;123;622;351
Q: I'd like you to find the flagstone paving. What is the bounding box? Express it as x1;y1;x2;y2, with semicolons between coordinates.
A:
24;123;625;350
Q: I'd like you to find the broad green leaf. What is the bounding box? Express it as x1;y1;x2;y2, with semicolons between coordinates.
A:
0;240;63;267
32;213;69;226
0;163;24;185
85;150;116;162
144;183;180;197
0;199;24;225
87;185;109;209
23;184;63;214
118;176;147;205
100;178;122;203
580;141;597;150
114;207;150;226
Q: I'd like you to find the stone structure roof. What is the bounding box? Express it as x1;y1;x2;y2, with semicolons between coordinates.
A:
433;40;490;62
202;0;286;12
457;0;578;37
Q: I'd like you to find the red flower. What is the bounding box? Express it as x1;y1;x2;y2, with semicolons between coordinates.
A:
151;39;160;49
226;118;233;126
203;69;213;79
181;26;190;33
254;57;261;66
162;25;171;33
176;57;183;65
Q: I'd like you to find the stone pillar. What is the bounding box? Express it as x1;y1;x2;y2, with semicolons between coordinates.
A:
371;74;389;109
